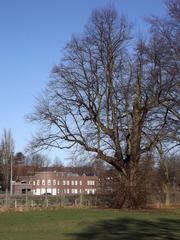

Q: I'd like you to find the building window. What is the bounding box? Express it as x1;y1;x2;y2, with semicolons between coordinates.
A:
85;188;96;194
71;180;74;185
57;180;60;185
87;180;95;186
74;180;78;185
41;188;45;195
67;189;69;194
63;180;66;185
37;180;40;186
90;189;96;194
85;189;90;194
72;189;78;194
79;180;82;185
42;180;45;186
53;179;56;186
36;188;40;195
33;181;36;186
64;189;66;194
92;189;95;194
48;179;51;185
66;180;69;185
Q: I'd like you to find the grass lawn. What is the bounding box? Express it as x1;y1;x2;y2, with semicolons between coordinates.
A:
0;208;179;240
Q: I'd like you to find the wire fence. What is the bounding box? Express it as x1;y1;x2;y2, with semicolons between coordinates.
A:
0;194;97;209
0;191;180;209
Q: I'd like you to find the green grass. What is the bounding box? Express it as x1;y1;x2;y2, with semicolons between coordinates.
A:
0;208;179;240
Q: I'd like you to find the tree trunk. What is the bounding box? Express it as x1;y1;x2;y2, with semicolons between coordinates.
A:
163;183;171;206
114;165;145;209
124;166;139;208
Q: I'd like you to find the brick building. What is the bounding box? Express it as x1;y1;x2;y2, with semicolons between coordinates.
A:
13;171;98;196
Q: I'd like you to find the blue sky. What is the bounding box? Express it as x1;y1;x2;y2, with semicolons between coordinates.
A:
0;0;166;163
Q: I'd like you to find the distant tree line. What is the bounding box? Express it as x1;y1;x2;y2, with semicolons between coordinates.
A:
0;128;179;208
0;129;53;191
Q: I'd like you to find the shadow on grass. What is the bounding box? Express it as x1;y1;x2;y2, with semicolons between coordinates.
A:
69;217;180;240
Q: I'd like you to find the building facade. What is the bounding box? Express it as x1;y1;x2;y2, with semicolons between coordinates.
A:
13;171;98;196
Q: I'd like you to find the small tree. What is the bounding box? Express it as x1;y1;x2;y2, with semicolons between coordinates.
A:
0;129;14;192
156;144;180;205
13;152;26;181
26;153;50;174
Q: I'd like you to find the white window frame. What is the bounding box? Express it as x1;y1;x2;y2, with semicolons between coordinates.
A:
42;179;45;186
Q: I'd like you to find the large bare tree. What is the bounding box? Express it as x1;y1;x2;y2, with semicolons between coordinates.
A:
29;2;179;207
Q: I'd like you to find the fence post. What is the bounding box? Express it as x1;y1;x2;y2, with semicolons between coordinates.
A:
80;191;83;207
61;190;64;207
14;199;17;208
5;189;8;208
45;196;48;208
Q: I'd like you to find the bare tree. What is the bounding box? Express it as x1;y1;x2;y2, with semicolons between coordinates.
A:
155;142;180;205
13;152;26;181
0;129;14;192
28;3;179;207
26;153;50;174
147;0;180;149
141;0;180;205
52;156;63;168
